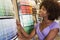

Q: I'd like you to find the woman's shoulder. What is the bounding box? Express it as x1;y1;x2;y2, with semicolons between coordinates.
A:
34;22;40;29
50;21;60;30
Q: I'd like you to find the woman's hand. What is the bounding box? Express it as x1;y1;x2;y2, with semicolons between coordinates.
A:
17;31;31;40
16;20;30;37
16;20;21;26
16;20;31;40
16;20;36;39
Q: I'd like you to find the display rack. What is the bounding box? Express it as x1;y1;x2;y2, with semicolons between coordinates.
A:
0;0;18;40
0;16;14;19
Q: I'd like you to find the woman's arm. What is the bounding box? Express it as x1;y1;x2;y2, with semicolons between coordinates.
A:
45;28;59;40
16;20;36;39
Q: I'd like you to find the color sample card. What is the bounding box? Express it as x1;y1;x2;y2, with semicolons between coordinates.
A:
20;15;34;27
19;15;34;34
20;5;32;14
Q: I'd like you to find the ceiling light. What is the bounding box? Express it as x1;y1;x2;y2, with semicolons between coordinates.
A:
57;0;60;2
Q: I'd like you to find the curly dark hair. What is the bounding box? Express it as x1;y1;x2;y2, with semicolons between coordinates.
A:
40;0;60;20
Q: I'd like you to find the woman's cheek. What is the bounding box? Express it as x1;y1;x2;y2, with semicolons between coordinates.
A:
39;13;44;17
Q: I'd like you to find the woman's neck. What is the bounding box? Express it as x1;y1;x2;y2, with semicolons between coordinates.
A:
42;17;54;25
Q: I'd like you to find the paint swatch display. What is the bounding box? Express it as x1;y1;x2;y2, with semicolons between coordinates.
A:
0;0;17;40
0;19;17;40
0;0;14;16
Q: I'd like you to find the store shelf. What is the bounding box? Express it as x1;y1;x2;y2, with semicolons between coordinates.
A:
0;16;14;19
11;35;17;40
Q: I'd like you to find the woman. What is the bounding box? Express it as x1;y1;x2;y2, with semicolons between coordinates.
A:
17;0;60;40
